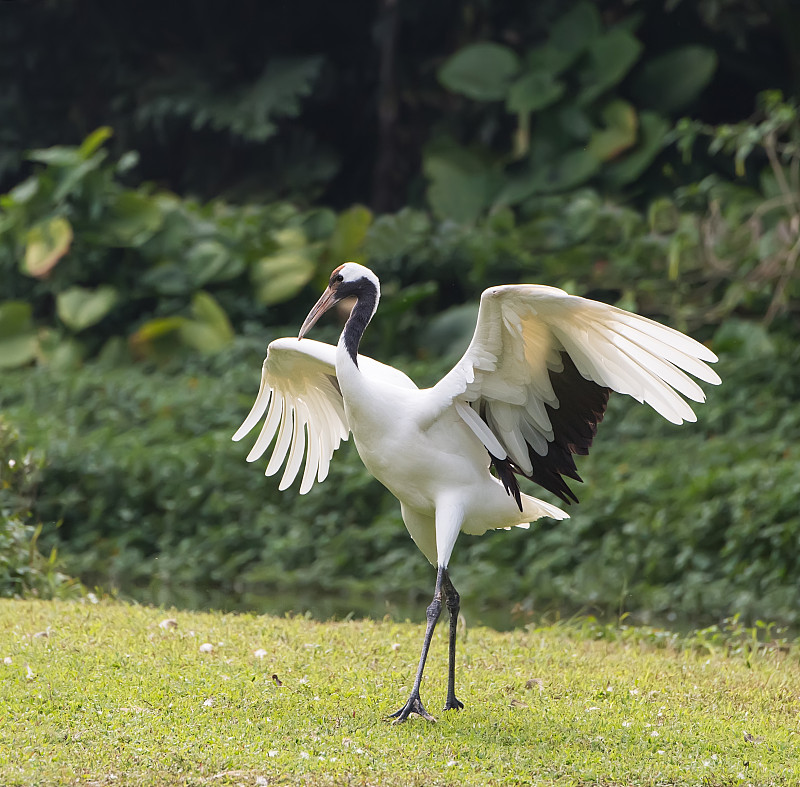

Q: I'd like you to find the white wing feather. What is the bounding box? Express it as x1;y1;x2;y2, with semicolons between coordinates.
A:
434;285;720;465
233;337;416;494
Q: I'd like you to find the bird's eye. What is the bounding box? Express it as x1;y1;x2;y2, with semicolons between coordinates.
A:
335;274;344;283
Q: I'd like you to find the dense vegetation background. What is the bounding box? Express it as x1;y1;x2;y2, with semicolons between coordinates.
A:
1;0;799;626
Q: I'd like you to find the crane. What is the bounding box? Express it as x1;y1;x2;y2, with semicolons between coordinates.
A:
233;262;720;722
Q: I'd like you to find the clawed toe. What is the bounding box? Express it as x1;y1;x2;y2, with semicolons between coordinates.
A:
387;694;436;723
443;696;464;712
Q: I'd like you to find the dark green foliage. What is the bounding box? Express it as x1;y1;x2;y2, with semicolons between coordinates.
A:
0;0;794;210
1;328;798;623
2;0;799;626
0;419;79;599
0;132;354;367
425;2;718;222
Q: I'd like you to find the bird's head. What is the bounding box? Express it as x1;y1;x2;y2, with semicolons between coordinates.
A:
298;262;380;339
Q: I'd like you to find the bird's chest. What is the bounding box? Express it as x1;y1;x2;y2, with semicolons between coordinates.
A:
342;389;435;509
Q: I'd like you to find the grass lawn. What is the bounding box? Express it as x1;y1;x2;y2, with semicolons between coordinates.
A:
0;599;798;786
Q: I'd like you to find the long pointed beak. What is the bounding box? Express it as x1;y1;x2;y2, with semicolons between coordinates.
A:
298;286;339;339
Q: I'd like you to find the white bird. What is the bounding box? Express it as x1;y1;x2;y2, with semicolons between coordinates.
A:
233;262;720;722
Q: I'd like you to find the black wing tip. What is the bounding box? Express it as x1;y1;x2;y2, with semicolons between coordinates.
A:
489;453;524;512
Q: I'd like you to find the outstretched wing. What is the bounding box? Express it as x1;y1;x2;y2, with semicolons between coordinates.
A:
433;285;721;503
233;337;417;494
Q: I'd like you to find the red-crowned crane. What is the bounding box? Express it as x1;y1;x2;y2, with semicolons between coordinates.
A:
233;262;720;722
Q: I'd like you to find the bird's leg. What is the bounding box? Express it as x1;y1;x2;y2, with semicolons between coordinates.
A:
387;566;445;723
441;569;464;712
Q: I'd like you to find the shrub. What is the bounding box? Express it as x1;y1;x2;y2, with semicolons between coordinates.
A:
0;418;80;599
1;326;799;624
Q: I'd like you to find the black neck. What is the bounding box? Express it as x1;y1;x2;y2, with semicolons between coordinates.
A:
342;284;377;366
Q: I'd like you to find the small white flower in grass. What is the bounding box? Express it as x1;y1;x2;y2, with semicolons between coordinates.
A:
254;648;268;659
629;688;639;695
447;760;457;767
622;720;632;727
8;459;15;468
391;643;401;651
650;731;659;738
267;750;278;758
657;750;666;755
199;643;214;653
26;664;35;680
159;618;178;630
3;657;12;665
203;697;214;707
299;751;309;760
256;777;269;787
87;592;99;604
605;685;613;693
585;706;600;712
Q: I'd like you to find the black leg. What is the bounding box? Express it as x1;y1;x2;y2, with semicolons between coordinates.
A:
387;566;444;723
441;569;464;712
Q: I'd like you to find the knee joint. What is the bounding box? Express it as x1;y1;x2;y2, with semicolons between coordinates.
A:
426;597;442;621
446;589;460;613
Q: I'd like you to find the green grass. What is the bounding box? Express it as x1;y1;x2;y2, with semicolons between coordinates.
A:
1;600;798;786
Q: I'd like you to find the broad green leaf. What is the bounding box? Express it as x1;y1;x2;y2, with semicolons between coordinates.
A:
550;2;601;60
365;208;431;260
51;151;108;203
179;292;234;353
188;291;234;343
301;208;338;241
56;286;119;332
0;334;38;368
8;176;39;205
0;302;37;369
631;46;718;113
587;100;638;161
78;127;113;159
131;316;186;343
604;112;670;186
252;250;317;306
713;318;775;358
535;148;602;194
525;42;580;77
129;316;186;359
424;146;495;223
47;338;86;371
422;302;480;358
0;301;33;336
27;145;82;167
272;226;307;249
186;239;243;285
116;150;140;174
438;43;520;101
328;205;372;264
506;71;565;114
577;29;642;105
141;263;192;296
105;191;164;247
178;321;227;353
23;216;73;278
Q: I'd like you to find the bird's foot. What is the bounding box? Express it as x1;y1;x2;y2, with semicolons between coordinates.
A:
387;694;436;724
443;695;464;712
